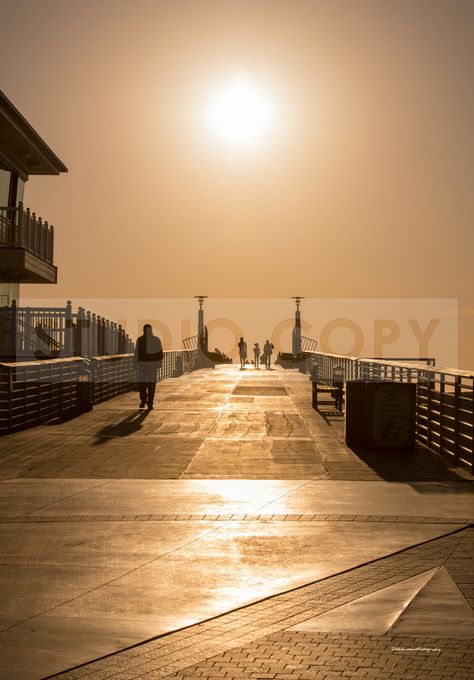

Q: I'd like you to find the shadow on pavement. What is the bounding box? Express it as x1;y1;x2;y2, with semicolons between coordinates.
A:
41;404;93;427
349;444;473;485
93;409;151;444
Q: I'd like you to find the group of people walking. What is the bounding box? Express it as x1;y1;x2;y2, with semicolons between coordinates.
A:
238;337;274;370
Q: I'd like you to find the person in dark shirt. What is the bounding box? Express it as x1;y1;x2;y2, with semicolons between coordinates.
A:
263;339;274;370
133;324;163;409
238;336;248;369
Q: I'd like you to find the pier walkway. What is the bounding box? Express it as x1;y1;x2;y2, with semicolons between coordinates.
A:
0;365;473;679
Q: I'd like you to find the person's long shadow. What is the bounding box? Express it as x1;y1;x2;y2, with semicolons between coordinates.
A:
94;410;151;445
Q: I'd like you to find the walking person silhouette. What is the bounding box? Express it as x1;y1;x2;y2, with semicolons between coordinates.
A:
253;342;261;369
238;336;247;369
134;324;163;409
263;339;274;370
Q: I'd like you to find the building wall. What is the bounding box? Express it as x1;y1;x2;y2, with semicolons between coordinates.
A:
0;283;19;306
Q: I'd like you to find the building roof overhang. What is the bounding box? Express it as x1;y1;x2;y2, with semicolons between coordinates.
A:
0;90;68;180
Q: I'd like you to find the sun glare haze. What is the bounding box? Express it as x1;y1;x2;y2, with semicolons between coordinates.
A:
205;73;275;148
1;0;473;366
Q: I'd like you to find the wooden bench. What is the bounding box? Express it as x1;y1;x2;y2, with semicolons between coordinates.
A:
310;365;344;413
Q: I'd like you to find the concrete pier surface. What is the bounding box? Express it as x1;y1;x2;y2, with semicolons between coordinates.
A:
0;365;473;679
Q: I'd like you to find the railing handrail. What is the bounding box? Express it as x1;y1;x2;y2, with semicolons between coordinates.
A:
303;350;472;380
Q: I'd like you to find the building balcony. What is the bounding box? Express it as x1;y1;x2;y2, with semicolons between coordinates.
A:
0;203;57;283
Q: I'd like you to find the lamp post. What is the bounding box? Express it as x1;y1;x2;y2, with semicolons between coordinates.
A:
194;296;207;337
291;296;304;354
194;296;208;360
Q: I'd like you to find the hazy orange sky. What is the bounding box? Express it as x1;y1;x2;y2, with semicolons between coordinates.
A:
1;0;473;366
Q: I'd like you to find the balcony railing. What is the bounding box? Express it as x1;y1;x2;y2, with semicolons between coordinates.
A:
0;202;54;264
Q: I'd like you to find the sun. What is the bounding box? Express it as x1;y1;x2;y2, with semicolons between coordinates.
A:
206;74;275;148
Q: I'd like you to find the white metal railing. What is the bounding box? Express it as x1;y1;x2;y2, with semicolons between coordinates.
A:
0;300;134;358
303;350;474;471
183;334;199;351
0;349;199;430
301;336;318;352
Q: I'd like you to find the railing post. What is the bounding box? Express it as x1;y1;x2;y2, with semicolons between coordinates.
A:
102;319;108;355
91;313;97;356
103;317;108;355
439;374;446;457
118;325;124;353
8;204;17;244
20;203;28;249
102;317;106;355
453;375;461;466
84;310;91;357
98;316;104;356
426;372;434;453
23;206;30;249
110;322;115;354
311;364;318;409
31;211;37;254
49;224;54;262
106;318;109;355
16;202;23;246
96;315;101;355
43;220;47;260
10;299;17;358
64;300;73;357
37;216;43;257
77;306;85;357
114;323;119;354
25;306;32;354
471;380;474;475
43;220;49;261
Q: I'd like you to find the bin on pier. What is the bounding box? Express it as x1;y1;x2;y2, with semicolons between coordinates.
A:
345;380;416;449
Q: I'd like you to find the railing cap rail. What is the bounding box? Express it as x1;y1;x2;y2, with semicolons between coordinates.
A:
359;358;472;378
13;306;69;312
0;357;84;368
90;350;196;361
303;350;359;361
303;350;473;380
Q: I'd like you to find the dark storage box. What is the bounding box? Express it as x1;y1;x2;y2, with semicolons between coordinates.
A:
345;380;416;449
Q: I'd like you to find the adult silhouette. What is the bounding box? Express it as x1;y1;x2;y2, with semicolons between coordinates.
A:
134;324;163;409
263;339;274;370
238;336;247;369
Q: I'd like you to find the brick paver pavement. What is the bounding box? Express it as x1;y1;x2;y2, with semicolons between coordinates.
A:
49;528;474;680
